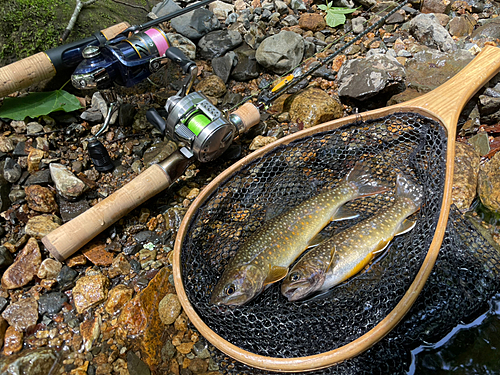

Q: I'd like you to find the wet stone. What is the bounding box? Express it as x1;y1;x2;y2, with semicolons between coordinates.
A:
468;131;490;156
58;198;91;223
80;316;101;351
159;294;182;325
25;184;58;213
105;284;133;315
72;273;109;314
3;326;23;355
452;142;480;212
198;29;243;60
195;75;227;98
38;292;68;315
57;265;79;289
0;316;7;348
249;135;277;150
288;87;344;128
23;169;52;186
127;350;151;375
478;95;500;125
2;297;38;331
37;258;62;279
108;254;131;279
143;140;177;167
0;348;57;373
82;243;114;266
1;237;41;290
25;214;61;239
0;298;7;313
478;151;500;212
0;246;13;269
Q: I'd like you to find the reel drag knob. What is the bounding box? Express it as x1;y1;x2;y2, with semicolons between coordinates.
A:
88;137;114;172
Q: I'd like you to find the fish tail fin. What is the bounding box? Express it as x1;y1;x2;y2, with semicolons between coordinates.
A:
346;162;390;197
395;173;423;211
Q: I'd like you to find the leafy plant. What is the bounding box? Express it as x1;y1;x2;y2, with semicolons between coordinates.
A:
0;90;82;121
318;2;359;28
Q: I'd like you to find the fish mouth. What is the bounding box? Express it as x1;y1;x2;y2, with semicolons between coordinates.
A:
282;280;316;302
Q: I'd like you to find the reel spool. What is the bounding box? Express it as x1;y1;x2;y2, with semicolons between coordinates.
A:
147;91;239;163
71;27;171;89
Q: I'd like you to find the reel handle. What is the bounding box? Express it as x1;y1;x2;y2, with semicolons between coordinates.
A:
0;22;130;98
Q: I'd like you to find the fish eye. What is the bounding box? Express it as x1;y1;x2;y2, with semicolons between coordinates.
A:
290;272;301;282
224;284;236;296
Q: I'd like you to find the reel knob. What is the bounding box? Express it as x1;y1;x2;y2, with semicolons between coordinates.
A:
88;137;114;172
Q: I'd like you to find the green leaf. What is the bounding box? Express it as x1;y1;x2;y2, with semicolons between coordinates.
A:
329;6;359;14
318;4;328;10
0;90;82;121
325;11;347;27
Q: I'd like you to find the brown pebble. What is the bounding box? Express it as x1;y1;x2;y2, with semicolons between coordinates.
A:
25;185;58;213
3;326;23;355
82;242;114;266
1;238;41;290
176;342;194;354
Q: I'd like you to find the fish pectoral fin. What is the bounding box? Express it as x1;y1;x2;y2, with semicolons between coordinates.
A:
327;244;338;268
373;239;391;254
331;206;359;222
395;219;416;236
264;266;288;285
307;233;327;248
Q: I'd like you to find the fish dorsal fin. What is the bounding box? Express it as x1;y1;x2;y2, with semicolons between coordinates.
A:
328;244;338;269
331;206;359;222
264;265;288;285
307;233;327;248
396;219;416;236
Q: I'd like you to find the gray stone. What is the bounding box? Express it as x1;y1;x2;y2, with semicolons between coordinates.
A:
337;54;406;101
49;163;87;200
198;29;243;59
243;23;267;49
282;15;299;27
352;17;366;34
409;13;456;52
0;246;13;269
274;0;289;14
479;95;500;125
171;8;220;40
0;348;57;375
150;0;181;18
59;198;91;223
127;350;151;375
38;292;68;315
212;52;237;83
472;18;500;42
4;158;21;183
166;33;197;60
256;31;304;74
290;0;307;11
57;265;78;289
23;169;52;186
12;141;28;156
2;298;38;331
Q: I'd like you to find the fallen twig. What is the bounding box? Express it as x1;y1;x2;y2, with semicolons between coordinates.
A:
61;0;100;41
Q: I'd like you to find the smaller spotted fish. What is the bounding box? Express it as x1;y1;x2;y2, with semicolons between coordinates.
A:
210;162;389;306
281;173;422;302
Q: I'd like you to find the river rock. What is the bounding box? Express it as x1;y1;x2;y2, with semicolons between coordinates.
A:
82;242;114;266
127;351;151;375
0;136;15;153
158;293;182;325
72;273;109;314
37;258;62;279
337;53;406;101
249;135;277;150
58;198;90;222
2;326;22;355
298;12;326;31
49;163;87;200
198;29;243;59
421;0;451;14
209;0;234;20
143;140;177;167
478;95;500;125
171;8;220;40
0;317;7;348
231;44;260;81
25;185;58;213
447;14;476;37
0;246;13;269
27;148;44;174
25;214;61;239
3;158;21;183
1;298;38;331
1;238;41;290
24;169;52;186
38;292;68;315
471;18;500;45
478;151;500;212
166;32;197;60
108;254;131;279
212;52;237;83
57;265;78;289
105;285;133;315
195;74;227;98
117;268;175;367
80;315;101;351
452;142;480;212
26;122;43;135
288;88;344;128
408;13;456;52
0;348;57;373
256;31;304;74
404;49;473;92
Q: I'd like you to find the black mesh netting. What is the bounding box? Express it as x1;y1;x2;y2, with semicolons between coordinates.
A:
179;112;500;373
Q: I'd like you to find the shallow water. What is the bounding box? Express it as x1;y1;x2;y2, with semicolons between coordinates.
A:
410;294;500;374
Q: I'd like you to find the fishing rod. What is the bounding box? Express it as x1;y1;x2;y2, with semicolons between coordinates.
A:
0;0;216;98
41;0;412;261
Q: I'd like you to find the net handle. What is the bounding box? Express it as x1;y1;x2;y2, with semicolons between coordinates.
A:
173;46;500;372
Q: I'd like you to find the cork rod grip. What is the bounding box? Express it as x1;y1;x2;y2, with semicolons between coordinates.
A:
100;22;130;40
42;164;172;261
232;103;261;133
0;52;56;98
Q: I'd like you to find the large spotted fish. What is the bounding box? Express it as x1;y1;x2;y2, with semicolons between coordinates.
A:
281;173;422;302
210;162;389;306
